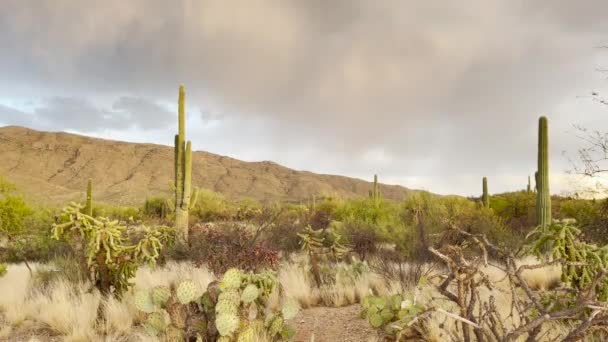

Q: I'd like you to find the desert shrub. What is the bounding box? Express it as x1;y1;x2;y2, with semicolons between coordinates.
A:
134;268;299;341
31;255;85;290
335;220;379;261
233;198;263;221
362;223;608;341
190;189;233;222
186;223;280;275
93;204;143;222
263;205;308;253
143;196;171;219
368;248;426;292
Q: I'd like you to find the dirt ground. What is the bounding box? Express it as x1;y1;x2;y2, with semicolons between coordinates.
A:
288;304;380;342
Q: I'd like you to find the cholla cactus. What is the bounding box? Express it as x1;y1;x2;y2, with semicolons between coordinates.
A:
52;201;173;296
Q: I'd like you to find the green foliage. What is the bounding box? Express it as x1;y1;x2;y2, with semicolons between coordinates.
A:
0;187;32;238
190;189;232;221
143;196;171;219
52;202;173;296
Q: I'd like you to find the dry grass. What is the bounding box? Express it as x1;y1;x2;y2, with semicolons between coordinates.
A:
278;255;399;308
0;262;213;341
0;255;568;341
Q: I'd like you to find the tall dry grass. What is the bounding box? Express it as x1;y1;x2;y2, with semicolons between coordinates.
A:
0;262;213;341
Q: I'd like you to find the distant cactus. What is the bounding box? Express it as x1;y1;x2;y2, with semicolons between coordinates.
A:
536;116;551;231
527;175;531;194
174;85;199;242
482;177;489;208
84;179;93;216
369;174;381;205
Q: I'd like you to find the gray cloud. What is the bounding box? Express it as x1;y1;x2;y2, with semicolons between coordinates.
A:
1;96;173;133
0;0;607;195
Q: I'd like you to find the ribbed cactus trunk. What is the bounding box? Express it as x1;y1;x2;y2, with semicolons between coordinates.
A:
482;177;489;208
85;179;93;216
369;174;380;205
536;116;551;232
174;85;198;243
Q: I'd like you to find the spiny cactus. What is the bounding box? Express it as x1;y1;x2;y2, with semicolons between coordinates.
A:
177;279;200;304
527;175;532;194
136;270;298;341
84;179;93;216
482;177;489;208
52;202;172;296
369;174;381;205
174;85;199;243
536;116;551;232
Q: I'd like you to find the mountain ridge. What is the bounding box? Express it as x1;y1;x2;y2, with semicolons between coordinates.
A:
0;126;414;206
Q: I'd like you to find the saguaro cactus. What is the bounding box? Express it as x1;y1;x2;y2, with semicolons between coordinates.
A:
482;177;489;208
369;174;381;205
527;175;531;194
174;85;198;242
536;116;551;231
84;179;93;216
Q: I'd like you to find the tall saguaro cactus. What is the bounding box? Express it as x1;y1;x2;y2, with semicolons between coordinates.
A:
527;175;531;194
174;85;198;242
482;177;489;208
536;116;551;231
369;174;381;205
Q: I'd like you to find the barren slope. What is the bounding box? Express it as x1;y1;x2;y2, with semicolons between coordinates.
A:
0;126;412;206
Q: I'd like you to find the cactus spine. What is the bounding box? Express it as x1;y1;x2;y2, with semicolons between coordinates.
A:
174;85;198;242
482;177;489;208
536;116;551;231
85;179;93;216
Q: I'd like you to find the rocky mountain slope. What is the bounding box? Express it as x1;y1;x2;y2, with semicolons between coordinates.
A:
0;126;412;206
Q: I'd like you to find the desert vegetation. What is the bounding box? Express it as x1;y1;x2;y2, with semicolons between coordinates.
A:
2;88;608;342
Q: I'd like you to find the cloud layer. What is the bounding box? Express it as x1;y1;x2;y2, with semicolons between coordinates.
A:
1;0;607;195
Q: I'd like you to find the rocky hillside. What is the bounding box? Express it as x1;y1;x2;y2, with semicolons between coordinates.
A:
0;126;412;206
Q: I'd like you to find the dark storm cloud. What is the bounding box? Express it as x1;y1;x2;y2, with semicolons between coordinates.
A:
0;0;607;194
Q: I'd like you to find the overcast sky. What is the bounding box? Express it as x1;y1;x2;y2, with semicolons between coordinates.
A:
1;0;607;196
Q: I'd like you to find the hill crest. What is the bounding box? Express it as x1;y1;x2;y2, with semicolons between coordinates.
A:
0;126;412;206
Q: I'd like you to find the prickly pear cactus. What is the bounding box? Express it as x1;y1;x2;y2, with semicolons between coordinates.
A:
151;286;171;307
216;313;240;336
281;298;300;320
177;280;199;304
134;289;155;313
221;268;243;290
240;284;259;303
145;311;170;335
361;292;425;337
